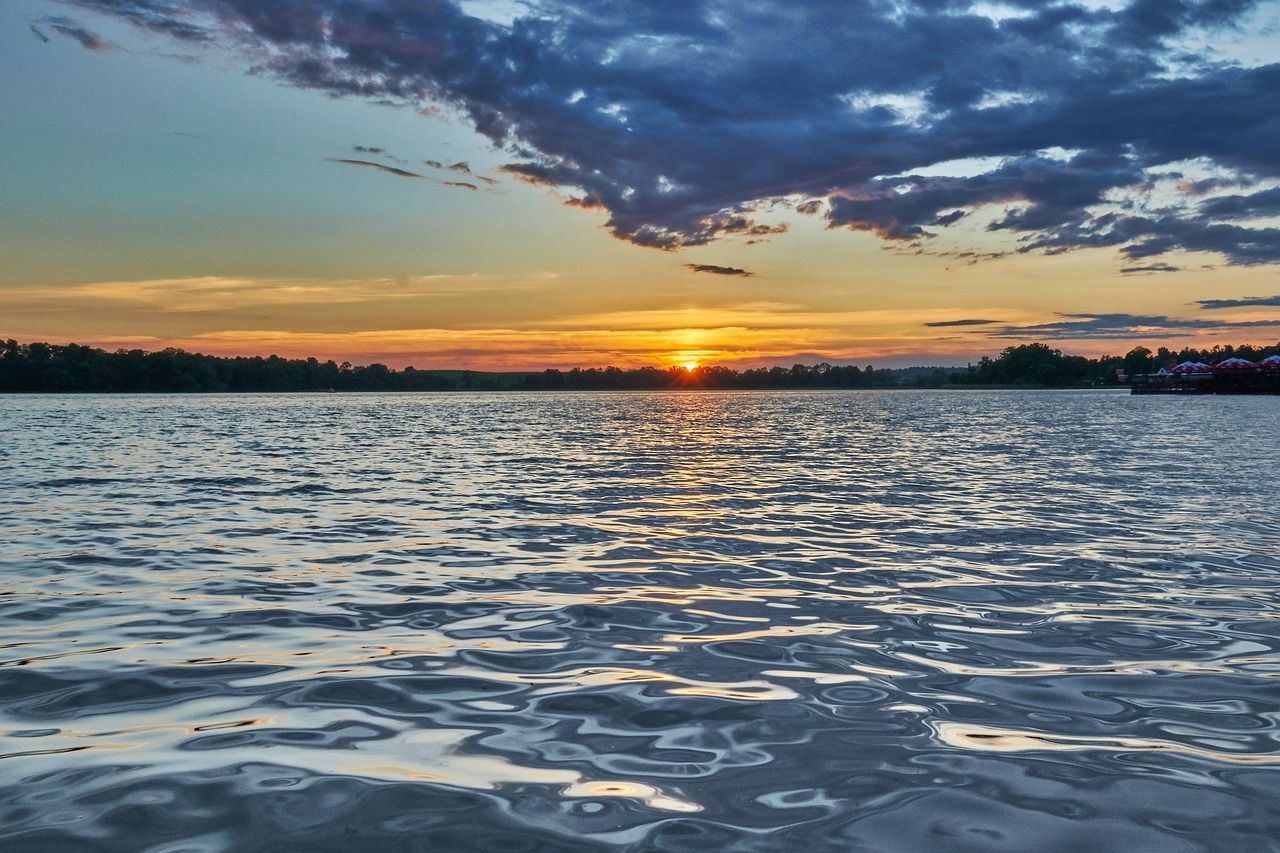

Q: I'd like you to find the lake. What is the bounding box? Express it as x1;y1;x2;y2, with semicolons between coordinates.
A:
1;391;1278;852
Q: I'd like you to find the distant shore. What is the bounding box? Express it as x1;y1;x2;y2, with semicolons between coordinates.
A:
2;339;1276;393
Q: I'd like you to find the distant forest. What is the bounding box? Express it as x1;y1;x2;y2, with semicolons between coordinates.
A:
3;339;1280;393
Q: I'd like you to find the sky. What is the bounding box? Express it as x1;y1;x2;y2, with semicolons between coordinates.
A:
3;0;1280;369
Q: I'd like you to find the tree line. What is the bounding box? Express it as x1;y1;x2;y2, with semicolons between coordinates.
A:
2;339;1278;393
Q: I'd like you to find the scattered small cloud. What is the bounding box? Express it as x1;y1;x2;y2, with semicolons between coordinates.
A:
684;264;754;277
421;159;498;188
29;23;51;43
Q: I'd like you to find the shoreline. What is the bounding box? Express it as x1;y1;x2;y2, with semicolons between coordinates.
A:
0;385;1130;395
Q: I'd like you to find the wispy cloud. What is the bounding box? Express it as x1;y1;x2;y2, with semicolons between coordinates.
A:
1196;294;1280;310
39;16;108;51
684;264;753;277
1120;263;1181;274
987;312;1280;340
328;158;425;179
924;318;1001;327
0;274;527;316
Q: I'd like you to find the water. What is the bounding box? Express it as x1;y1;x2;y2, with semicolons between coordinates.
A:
1;390;1278;852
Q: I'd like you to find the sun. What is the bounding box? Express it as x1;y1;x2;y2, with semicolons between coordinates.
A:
681;360;700;371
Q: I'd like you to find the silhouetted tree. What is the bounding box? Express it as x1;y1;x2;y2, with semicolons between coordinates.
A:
3;339;1276;393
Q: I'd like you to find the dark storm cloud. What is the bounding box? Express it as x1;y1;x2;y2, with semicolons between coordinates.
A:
1196;294;1280;309
924;319;1001;327
684;264;753;277
60;0;1280;264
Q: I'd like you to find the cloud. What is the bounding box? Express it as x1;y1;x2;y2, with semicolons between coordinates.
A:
0;274;525;317
987;312;1280;340
40;16;107;50
1198;186;1280;219
1196;294;1280;310
447;161;472;174
58;0;1280;264
1120;263;1181;274
331;157;491;191
29;23;51;43
328;158;425;179
924;319;1001;327
684;264;753;277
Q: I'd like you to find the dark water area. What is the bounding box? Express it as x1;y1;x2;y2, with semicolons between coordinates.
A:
1;390;1278;852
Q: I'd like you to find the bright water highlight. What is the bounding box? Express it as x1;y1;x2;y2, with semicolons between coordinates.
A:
1;391;1278;851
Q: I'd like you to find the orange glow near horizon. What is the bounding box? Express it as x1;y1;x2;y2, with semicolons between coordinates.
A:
6;275;1280;371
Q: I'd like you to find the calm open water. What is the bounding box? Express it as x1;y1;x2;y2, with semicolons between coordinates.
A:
1;390;1278;852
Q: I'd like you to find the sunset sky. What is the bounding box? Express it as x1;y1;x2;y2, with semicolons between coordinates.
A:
4;0;1280;369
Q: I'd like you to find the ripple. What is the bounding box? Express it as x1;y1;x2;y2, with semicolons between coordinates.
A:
1;390;1278;851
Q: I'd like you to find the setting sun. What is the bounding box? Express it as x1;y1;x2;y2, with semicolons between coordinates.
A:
682;361;700;371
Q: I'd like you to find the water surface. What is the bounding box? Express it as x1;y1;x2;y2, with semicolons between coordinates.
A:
2;391;1278;851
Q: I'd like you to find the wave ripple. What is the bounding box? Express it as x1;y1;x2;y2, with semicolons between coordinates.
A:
2;391;1279;851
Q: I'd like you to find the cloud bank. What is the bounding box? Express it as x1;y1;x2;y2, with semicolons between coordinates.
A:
1196;294;1280;309
56;0;1280;264
988;312;1280;340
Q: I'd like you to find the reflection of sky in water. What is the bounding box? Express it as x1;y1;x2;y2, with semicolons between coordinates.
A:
1;391;1278;851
